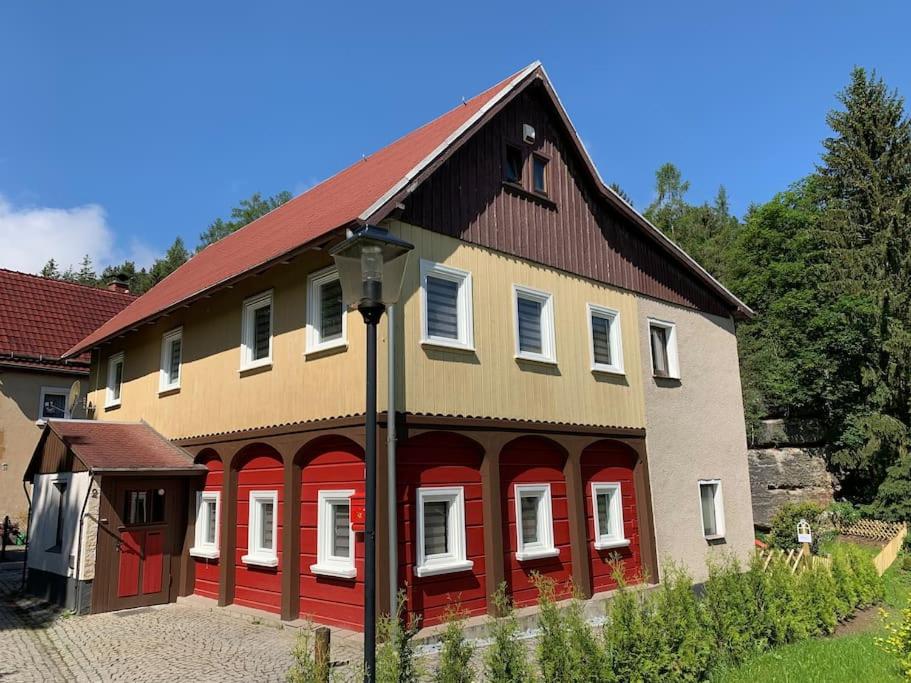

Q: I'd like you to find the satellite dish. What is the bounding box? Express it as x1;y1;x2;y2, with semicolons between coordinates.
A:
67;380;81;416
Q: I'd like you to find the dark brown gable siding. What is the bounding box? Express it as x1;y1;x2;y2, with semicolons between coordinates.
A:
32;431;85;476
400;82;730;318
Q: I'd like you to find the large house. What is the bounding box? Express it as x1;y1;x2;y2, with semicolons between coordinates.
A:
24;62;755;628
0;270;133;527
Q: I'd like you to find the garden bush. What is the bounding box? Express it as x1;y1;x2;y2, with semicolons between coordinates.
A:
648;563;711;682
797;561;839;635
700;557;764;665
434;605;474;683
767;502;824;551
286;625;330;683
376;592;421;683
483;584;534;683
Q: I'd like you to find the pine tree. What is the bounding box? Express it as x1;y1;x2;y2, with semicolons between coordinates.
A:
40;258;60;279
149;237;190;285
197;190;292;249
75;255;97;286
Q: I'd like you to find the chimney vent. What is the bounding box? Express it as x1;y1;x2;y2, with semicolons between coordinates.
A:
106;272;130;294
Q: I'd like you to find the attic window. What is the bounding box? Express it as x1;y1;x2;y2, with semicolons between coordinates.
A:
504;145;522;184
533;155;548;194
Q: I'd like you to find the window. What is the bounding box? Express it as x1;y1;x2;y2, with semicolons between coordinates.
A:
648;319;679;379
190;491;220;559
105;352;124;408
243;490;278;566
699;480;725;540
420;260;474;350
504;145;523;184
240;291;273;370
588;304;624;374
514;484;558;561
532;155;548;194
311;490;356;579
48;481;67;551
38;387;69;420
306;267;347;353
513;285;556;363
590;483;629;550
124;489;165;525
415;487;472;577
159;328;183;392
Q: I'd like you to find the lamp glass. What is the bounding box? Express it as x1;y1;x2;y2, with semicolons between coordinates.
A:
330;227;413;309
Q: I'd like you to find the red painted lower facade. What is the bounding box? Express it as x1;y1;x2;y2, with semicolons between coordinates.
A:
192;452;222;600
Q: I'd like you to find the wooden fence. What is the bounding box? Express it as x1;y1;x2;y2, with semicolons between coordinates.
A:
756;547;831;573
835;519;907;575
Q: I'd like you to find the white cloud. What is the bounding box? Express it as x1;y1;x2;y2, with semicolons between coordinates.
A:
0;195;157;274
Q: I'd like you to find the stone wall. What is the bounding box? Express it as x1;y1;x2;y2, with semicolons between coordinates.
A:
749;446;836;528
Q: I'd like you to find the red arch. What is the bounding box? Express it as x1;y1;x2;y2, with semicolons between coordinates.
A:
581;440;642;594
500;436;573;607
192;449;223;600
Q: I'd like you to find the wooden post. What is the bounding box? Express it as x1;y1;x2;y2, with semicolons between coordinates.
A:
314;626;330;683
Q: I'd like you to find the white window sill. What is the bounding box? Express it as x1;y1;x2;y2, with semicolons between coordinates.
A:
653;373;681;381
514;353;558;366
189;547;219;560
239;360;272;373
414;559;474;578
105;400;121;410
591;365;625;376
241;553;278;568
158;385;180;396
515;547;560;561
310;563;357;579
704;534;726;542
305;339;348;357
594;538;631;551
420;339;476;353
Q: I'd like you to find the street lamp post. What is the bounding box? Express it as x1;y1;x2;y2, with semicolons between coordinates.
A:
330;225;413;683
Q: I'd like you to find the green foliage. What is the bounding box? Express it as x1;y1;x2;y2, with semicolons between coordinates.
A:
649;563;712;681
798;561;840;635
376;593;421;683
533;574;573;682
767;502;824;551
828;501;864;527
483;584;533;683
700;557;763;666
878;603;911;678
198;190;292;249
286;626;330;683
434;605;474;683
602;563;661;681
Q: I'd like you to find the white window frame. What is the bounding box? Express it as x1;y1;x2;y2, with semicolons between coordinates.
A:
514;483;559;561
419;259;474;351
310;489;356;579
306;267;348;354
415;486;473;578
38;386;70;421
587;304;624;375
513;285;557;364
159;327;183;393
105;352;124;408
242;490;279;567
240;290;274;371
590;482;630;550
648;318;680;379
190;491;220;559
698;479;726;540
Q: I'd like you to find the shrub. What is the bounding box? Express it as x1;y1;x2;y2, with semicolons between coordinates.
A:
602;564;659;681
760;556;811;646
649;563;711;682
562;593;610;682
877;603;911;678
797;561;839;635
287;626;330;683
434;605;474;683
376;592;422;683
845;545;884;607
767;502;824;552
827;500;863;527
533;574;572;682
699;557;762;665
484;584;534;683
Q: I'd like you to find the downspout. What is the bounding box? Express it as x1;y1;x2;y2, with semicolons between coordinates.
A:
73;472;95;613
386;304;398;614
20;481;32;590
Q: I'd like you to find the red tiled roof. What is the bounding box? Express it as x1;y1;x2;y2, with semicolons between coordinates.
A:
0;269;135;373
43;420;203;473
65;64;539;357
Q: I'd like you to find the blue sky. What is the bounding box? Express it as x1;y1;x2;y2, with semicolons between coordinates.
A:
1;1;909;273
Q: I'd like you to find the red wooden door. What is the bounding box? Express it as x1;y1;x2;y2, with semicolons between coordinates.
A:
117;531;143;598
142;531;164;594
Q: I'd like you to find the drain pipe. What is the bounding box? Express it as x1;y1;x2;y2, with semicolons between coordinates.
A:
387;303;398;615
20;481;32;590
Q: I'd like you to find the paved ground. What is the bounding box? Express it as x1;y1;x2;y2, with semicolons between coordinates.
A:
0;553;361;682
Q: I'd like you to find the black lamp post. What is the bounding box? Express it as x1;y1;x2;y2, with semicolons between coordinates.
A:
330;225;413;683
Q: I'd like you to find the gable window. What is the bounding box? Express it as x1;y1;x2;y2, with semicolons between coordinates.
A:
699;480;725;540
513;285;556;364
420;260;474;351
514;483;558;561
47;481;67;552
242;490;279;567
240;291;273;370
39;387;69;420
504;145;523;184
190;491;220;559
532;154;548;194
648;319;679;379
591;483;630;550
105;352;124;408
159;327;183;392
415;487;472;577
588;304;624;374
311;489;356;579
306;267;347;354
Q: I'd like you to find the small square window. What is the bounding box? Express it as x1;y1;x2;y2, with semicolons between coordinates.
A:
39;387;69;420
590;483;629;550
311;490;356;579
415;487;473;577
533;155;548;194
240;291;273;370
504;145;523;184
106;352;124;408
190;491;220;559
699;480;725;540
420;260;474;351
159;328;183;392
588;304;624;374
514;285;556;364
242;490;279;567
306;267;347;354
648;319;679;379
123;489;165;525
514;484;559;561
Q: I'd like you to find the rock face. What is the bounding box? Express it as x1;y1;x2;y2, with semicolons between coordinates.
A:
749;446;836;528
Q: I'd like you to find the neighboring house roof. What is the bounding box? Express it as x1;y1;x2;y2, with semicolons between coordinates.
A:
66;61;751;359
24;419;204;481
0;269;135;373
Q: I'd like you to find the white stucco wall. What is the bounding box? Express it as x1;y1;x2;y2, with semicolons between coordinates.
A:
638;299;755;582
28;471;93;579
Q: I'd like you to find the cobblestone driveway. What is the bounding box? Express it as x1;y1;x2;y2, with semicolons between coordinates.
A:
0;557;304;682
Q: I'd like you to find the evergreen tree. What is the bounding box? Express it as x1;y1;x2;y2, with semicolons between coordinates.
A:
40;258;60;279
149;237;190;285
609;182;633;206
75;255;97;286
197;190;292;249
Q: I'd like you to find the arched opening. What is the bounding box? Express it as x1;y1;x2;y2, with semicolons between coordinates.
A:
581;440;641;594
191;449;223;600
499;435;572;607
397;431;485;627
233;444;283;613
